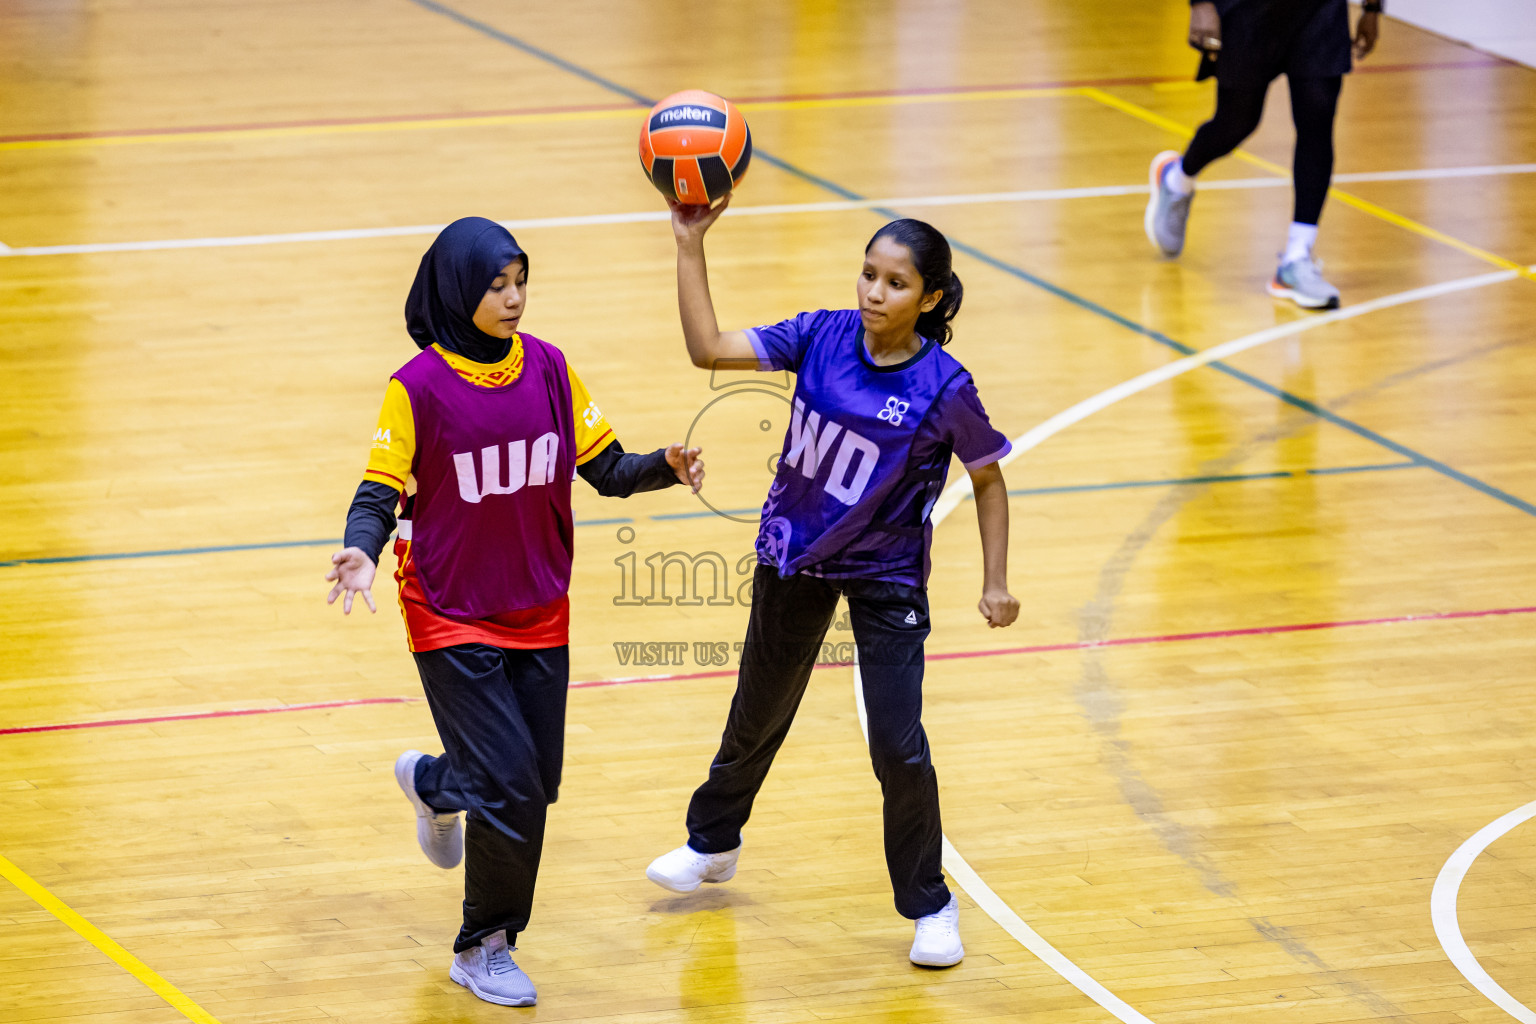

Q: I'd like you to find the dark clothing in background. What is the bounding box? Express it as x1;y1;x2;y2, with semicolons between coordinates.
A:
1195;0;1351;87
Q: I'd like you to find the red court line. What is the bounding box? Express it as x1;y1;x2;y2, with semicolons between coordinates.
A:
570;602;1536;685
6;604;1531;735
0;60;1507;146
0;696;421;736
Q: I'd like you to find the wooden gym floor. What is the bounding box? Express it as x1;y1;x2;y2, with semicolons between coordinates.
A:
2;1;1535;1022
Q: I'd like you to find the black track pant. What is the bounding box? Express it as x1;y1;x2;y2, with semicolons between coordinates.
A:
411;643;569;952
1182;75;1342;226
686;565;950;920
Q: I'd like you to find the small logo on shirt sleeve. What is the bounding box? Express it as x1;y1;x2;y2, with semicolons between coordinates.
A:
582;401;604;429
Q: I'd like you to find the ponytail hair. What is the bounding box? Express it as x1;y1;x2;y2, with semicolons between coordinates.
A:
865;218;963;346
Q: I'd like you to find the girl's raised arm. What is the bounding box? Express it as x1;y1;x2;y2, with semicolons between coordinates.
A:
670;198;760;370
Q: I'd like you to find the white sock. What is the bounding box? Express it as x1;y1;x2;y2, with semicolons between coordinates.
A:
1283;222;1318;264
1163;158;1194;196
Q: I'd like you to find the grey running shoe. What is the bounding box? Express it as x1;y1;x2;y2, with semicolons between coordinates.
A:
1144;150;1194;256
450;930;537;1006
1267;255;1341;309
395;749;463;869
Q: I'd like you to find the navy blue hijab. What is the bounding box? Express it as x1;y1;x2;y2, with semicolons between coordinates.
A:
405;217;528;363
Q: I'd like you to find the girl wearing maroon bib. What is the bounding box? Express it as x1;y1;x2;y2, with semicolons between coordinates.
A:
326;217;703;1008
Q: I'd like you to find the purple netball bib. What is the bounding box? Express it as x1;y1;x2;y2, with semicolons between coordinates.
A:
746;309;1011;585
392;335;576;619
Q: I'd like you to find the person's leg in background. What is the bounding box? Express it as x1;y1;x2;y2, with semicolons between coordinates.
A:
1146;84;1269;256
1268;74;1344;308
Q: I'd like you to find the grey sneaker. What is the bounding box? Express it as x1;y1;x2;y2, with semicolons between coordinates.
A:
395;750;463;869
1267;255;1341;309
449;930;537;1006
1144;150;1194;256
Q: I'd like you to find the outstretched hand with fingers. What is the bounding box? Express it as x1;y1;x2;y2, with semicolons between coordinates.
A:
326;547;377;614
666;443;705;493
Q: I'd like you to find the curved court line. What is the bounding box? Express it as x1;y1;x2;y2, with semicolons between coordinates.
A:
1431;801;1536;1024
929;264;1531;524
851;679;1155;1024
850;263;1530;1021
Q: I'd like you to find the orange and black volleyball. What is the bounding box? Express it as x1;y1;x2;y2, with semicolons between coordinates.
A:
639;89;751;206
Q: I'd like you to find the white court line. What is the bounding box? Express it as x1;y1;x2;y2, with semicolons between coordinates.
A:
927;265;1525;522
852;261;1531;1024
1431;801;1536;1024
3;163;1534;257
1332;163;1536;183
852;687;1157;1024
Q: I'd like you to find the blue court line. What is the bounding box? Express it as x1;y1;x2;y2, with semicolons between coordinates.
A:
0;461;1422;568
403;0;1536;521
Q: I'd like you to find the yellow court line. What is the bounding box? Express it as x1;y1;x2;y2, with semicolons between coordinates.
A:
0;107;644;151
0;87;1082;152
0;853;224;1024
1077;86;1536;280
737;87;1085;113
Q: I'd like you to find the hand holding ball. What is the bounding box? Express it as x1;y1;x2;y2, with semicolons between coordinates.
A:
639;90;751;206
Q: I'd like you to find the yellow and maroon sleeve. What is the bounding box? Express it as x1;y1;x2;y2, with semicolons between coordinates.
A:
363;377;416;490
568;363;617;465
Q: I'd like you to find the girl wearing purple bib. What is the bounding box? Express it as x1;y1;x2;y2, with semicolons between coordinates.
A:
325;217;703;1007
646;203;1019;968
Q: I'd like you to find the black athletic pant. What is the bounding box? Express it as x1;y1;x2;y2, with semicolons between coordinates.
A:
1182;75;1342;226
411;643;569;953
686;565;950;920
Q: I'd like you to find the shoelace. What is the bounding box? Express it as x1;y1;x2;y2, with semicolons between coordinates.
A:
485;944;517;977
919;917;957;939
917;906;958;940
430;814;457;839
1289;256;1331;289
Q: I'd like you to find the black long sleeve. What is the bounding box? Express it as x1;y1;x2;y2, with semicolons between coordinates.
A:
344;480;401;566
577;440;680;497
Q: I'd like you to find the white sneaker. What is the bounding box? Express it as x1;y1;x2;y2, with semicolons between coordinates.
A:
449;930;537;1006
910;894;964;967
645;842;741;893
395;750;463;869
